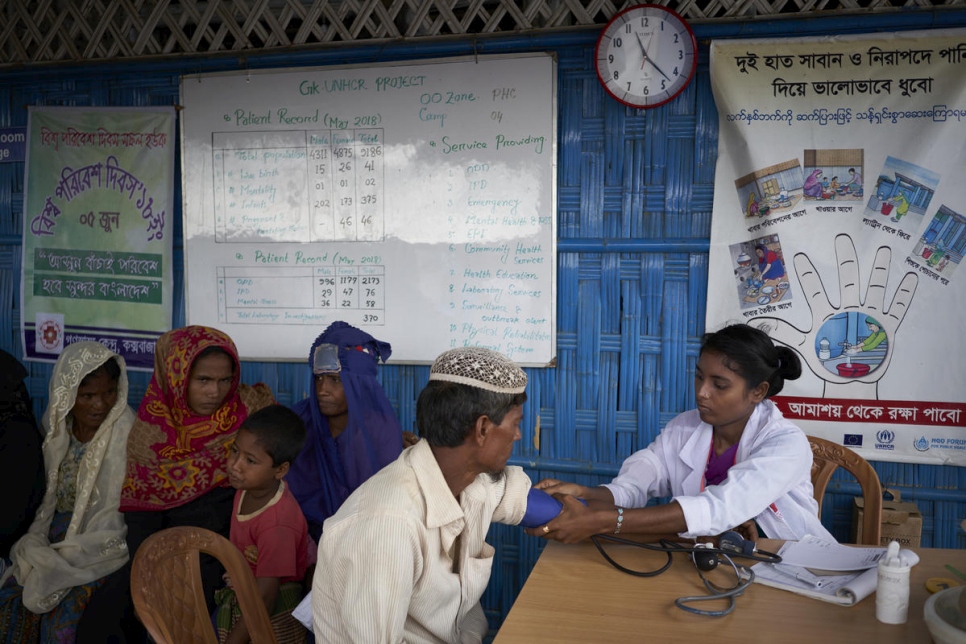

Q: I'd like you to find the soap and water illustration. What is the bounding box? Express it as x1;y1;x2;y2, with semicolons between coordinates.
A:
814;312;888;378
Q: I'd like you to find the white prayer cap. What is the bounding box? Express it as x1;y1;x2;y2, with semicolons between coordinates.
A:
429;347;527;394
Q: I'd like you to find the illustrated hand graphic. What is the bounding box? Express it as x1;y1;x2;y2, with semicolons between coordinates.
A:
751;234;918;399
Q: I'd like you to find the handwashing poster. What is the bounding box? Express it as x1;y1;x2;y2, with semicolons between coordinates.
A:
708;29;966;465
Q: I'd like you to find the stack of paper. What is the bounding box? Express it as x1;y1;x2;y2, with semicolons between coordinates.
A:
752;535;889;605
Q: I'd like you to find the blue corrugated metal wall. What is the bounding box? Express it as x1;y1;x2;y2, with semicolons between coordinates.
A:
2;10;965;634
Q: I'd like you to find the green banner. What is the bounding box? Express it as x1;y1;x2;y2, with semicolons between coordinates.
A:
22;107;174;370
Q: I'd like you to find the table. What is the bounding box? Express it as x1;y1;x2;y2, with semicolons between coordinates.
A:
494;539;966;643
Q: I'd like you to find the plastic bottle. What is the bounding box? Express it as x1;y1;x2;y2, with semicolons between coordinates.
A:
875;540;910;624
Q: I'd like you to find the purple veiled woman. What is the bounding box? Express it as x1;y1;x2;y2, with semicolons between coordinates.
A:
287;322;408;540
803;168;824;198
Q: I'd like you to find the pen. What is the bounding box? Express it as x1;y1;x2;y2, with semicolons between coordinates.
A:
771;565;824;589
945;564;966;584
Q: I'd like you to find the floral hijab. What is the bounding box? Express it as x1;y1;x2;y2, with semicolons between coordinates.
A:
288;321;403;539
120;326;274;512
3;341;135;613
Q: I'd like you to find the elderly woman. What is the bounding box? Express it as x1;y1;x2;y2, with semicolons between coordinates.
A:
0;350;45;562
287;321;413;541
77;325;275;643
0;342;135;642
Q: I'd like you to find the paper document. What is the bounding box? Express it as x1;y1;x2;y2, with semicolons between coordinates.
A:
751;536;890;606
753;562;880;605
293;591;313;630
773;534;887;571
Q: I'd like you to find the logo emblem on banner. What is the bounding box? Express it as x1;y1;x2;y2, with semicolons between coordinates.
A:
35;313;64;354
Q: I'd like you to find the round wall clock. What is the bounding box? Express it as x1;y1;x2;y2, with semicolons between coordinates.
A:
594;4;698;109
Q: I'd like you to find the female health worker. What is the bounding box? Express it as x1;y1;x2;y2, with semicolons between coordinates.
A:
530;324;834;545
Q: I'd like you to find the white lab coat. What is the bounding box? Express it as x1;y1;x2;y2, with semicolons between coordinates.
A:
603;400;834;542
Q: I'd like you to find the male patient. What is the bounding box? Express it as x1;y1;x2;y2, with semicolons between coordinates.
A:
312;346;531;643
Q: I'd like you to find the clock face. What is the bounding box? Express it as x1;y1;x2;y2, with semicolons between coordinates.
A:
595;4;697;109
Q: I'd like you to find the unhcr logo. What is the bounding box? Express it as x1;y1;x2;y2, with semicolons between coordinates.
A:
875;429;895;451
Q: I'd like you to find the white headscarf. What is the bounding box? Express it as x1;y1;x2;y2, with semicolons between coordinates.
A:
1;341;135;613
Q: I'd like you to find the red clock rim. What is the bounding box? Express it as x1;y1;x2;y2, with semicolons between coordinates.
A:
593;3;698;110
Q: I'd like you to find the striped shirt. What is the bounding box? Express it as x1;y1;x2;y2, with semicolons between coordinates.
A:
313;439;530;643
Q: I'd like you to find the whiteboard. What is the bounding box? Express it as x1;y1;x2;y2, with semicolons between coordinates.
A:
180;54;557;364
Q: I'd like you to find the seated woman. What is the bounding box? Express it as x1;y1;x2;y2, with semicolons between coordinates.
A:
287;321;413;541
0;342;135;642
0;350;45;563
529;324;834;545
756;244;786;282
76;325;275;643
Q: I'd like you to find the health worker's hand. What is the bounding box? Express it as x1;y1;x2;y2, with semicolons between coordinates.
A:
533;478;589;499
525;495;611;545
728;519;759;546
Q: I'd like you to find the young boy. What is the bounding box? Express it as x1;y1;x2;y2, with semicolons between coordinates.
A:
216;404;312;644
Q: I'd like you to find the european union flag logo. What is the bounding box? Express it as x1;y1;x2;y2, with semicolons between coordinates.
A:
843;434;863;447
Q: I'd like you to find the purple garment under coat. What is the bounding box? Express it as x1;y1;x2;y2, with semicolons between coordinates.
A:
704;441;740;488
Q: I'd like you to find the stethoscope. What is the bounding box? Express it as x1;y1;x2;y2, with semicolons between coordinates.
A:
589;530;782;617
